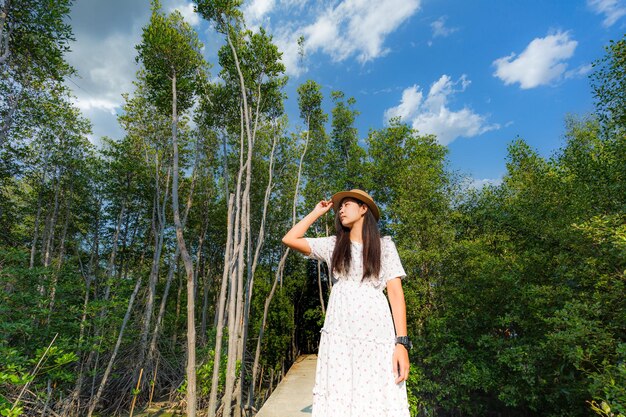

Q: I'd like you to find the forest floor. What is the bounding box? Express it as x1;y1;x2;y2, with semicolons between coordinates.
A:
127;402;182;417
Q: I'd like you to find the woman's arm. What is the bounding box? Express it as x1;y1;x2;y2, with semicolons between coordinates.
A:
387;278;410;384
387;278;408;336
281;199;333;255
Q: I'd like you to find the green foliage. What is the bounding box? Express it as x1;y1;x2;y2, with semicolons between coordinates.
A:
0;0;75;149
298;80;331;228
0;402;23;417
196;348;228;397
591;34;626;134
410;122;626;416
136;5;207;114
328;91;366;191
216;27;287;127
0;0;74;78
253;267;296;367
588;344;626;416
297;80;324;125
0;333;78;416
195;0;244;33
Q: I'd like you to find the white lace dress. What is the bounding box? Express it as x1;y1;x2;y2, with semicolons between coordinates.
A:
303;235;410;417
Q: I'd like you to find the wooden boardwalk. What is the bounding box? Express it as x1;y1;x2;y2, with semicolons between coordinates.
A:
256;354;317;417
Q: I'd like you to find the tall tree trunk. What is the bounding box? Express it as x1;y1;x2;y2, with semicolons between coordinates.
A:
223;103;252;417
170;72;197;417
171;266;183;350
223;248;241;417
246;128;278;409
30;152;50;269
219;108;246;417
229;68;266;417
137;162;170;375
250;117;310;404
37;165;60;309
43;165;61;268
219;23;267;417
207;194;234;417
236;86;270;414
147;145;199;365
200;262;210;346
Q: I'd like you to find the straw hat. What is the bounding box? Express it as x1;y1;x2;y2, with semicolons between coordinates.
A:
331;189;380;221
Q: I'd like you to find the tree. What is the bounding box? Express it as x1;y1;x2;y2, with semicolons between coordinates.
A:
195;3;287;415
0;0;74;146
328;91;366;191
298;80;330;313
136;3;208;415
408;125;625;416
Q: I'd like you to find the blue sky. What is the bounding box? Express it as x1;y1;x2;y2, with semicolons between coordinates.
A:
66;0;626;188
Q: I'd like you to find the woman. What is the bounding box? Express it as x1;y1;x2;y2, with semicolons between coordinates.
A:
282;189;411;417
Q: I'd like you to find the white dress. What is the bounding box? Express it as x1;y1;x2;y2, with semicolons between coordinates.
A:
303;235;410;417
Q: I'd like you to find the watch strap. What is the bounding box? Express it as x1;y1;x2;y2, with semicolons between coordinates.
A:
395;335;413;350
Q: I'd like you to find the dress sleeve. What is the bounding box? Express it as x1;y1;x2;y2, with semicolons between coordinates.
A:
382;236;406;284
302;236;335;265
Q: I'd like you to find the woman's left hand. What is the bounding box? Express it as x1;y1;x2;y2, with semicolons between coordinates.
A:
393;344;410;384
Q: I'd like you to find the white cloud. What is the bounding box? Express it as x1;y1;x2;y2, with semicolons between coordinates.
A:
65;0;148;144
493;31;577;89
168;1;201;26
243;0;276;28
274;0;420;76
273;27;306;76
313;0;419;62
66;0;205;144
74;97;120;115
67;31;140;114
430;16;458;38
384;75;500;145
385;85;423;120
587;0;626;27
279;0;307;7
565;63;593;79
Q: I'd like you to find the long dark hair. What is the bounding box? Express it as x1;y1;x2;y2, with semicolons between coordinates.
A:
331;197;381;281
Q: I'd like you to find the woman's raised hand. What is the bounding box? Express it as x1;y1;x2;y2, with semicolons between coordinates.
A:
282;199;333;253
313;199;333;216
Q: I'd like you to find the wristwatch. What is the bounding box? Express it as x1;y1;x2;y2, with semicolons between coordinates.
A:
395;335;413;351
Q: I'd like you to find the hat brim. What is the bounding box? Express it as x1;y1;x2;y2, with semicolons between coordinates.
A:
331;190;380;221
